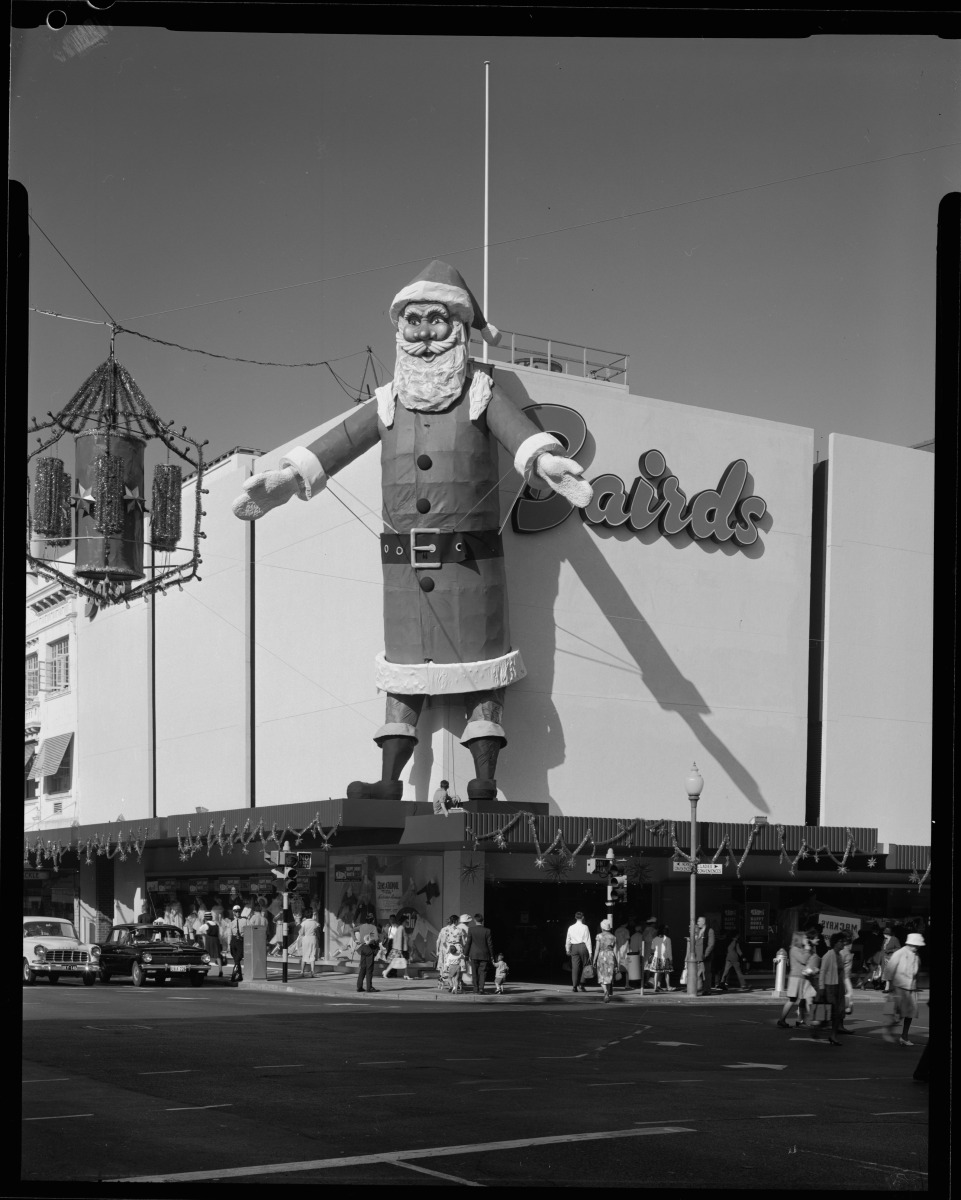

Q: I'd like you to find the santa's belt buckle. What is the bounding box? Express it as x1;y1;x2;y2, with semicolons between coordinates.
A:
410;527;442;569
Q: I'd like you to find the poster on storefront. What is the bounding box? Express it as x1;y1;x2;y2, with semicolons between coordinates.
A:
745;902;769;943
148;878;178;892
375;875;403;921
721;908;740;934
818;912;861;938
187;878;209;894
334;863;363;883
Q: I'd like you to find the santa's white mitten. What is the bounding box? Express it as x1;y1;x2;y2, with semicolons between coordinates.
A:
231;466;303;521
534;452;593;509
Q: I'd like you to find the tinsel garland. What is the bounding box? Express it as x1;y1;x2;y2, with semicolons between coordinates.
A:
908;863;931;892
709;824;760;879
93;451;125;535
151;463;182;552
33;457;72;544
23;827;149;872
775;825;868;876
466;809;527;850
175;814;341;861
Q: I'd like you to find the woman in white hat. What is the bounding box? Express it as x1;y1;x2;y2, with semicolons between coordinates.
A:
592;918;618;1003
881;932;925;1046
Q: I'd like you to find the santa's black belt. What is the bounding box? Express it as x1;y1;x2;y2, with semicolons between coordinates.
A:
381;528;503;569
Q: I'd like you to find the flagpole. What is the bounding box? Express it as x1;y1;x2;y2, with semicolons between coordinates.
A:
483;59;490;364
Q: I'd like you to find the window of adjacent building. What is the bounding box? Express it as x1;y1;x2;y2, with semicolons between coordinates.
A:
47;637;70;693
26;652;39;701
46;743;72;796
25;773;38;801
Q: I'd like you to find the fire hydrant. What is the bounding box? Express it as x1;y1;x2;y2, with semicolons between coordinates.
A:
773;948;788;997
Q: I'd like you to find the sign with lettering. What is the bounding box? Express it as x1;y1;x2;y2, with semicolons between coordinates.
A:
248;876;275;893
147;878;178;892
334;863;363;883
745;903;770;943
511;404;767;547
672;861;722;874
818;913;861;938
23;870;50;881
375;875;403;920
187;878;210;894
721;907;740;934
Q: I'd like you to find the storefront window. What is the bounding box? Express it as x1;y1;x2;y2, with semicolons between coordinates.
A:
327;854;443;967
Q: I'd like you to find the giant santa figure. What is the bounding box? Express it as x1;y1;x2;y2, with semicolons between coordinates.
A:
233;260;592;801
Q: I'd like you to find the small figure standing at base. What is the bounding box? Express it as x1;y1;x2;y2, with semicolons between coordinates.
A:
494;953;509;994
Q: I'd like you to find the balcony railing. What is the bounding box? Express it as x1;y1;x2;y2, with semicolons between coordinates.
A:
469;329;628;387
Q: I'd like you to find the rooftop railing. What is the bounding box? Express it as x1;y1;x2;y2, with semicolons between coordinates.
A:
469;329;629;387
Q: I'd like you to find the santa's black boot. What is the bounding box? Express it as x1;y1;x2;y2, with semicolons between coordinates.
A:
347;735;416;801
465;736;503;801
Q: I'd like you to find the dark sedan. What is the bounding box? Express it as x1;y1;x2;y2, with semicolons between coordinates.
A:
95;924;212;987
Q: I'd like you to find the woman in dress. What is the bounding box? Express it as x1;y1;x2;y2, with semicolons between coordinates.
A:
648;924;673;992
381;915;411;980
777;931;813;1028
298;907;320;978
592;917;618;1002
445;916;471;994
200;911;223;976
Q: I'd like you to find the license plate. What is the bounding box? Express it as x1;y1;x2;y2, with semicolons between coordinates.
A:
170;966;187;973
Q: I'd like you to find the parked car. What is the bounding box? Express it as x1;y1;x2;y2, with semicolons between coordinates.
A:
95;923;212;986
22;916;100;986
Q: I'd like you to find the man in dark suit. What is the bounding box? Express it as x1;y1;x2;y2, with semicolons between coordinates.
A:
464;913;495;994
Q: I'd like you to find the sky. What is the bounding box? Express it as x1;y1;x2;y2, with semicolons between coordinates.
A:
11;27;960;464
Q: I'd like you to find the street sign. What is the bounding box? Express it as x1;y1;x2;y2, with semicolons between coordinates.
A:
672;862;722;874
285;852;312;869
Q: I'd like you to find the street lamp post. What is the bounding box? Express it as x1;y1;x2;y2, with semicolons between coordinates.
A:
685;763;704;997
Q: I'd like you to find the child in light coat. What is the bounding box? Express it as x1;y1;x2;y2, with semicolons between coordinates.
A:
494;953;509;994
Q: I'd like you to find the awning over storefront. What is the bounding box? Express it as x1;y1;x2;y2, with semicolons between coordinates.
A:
27;733;73;780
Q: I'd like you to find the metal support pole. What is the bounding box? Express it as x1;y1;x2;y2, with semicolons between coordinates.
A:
686;793;698;996
483;60;490;365
281;840;290;984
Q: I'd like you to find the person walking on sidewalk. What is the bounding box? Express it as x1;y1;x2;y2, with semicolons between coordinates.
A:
464;912;495;994
382;915;411;980
298;908;320;979
494;953;509;994
593;918;618;1003
565;912;593;992
435;915;458;991
648;924;673;992
719;932;748;991
882;933;924;1046
812;932;845;1045
227;905;248;983
777;932;814;1028
838;931;855;1016
356;931;379;993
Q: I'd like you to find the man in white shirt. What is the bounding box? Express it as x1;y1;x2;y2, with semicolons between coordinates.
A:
565;912;593;992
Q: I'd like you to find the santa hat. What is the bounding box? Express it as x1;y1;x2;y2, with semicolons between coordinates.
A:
389;259;501;346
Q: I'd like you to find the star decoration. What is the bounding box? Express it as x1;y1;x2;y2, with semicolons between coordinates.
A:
836;865;848;875
543;854;570;883
811;853;820;864
124;484;146;512
461;858;480;884
909;871;920;885
797;848;808;860
534;855;546;869
73;485;96;517
867;856;877;868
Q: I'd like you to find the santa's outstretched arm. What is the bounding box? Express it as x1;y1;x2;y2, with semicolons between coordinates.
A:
485;385;593;508
232;400;380;520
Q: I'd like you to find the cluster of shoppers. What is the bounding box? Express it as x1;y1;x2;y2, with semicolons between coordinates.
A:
432;914;507;995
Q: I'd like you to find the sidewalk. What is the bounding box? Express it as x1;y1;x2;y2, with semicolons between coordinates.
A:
237;970;921;1006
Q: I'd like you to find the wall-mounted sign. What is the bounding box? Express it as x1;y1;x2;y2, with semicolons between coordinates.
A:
672;861;722;874
248;876;275;893
23;870;50;881
721;908;740;933
187;878;210;894
511;404;767;547
147;878;178;892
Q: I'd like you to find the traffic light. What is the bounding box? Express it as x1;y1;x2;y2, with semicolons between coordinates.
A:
608;873;628;905
283;851;299;893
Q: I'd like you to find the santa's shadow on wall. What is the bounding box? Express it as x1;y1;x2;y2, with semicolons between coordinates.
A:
486;407;773;815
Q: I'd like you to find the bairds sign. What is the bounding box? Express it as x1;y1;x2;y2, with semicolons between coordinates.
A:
511;403;767;547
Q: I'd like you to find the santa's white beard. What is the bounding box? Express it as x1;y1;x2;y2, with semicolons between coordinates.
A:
393;327;469;411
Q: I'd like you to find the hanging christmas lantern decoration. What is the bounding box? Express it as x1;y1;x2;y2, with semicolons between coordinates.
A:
26;338;208;608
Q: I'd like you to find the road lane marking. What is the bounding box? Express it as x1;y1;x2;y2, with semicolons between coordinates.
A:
537;1055;587;1060
252;1064;303;1070
446;1058;491;1061
656;1080;703;1083
725;1063;786;1070
357;1092;415;1099
357;1061;406;1065
23;1114;93;1121
138;1070;193;1075
796;1149;927;1176
871;1110;926;1115
23;1078;71;1083
757;1113;816;1119
649;1041;700;1047
588;1082;633;1086
166;1104;233;1111
111;1125;697;1181
396;1161;484;1186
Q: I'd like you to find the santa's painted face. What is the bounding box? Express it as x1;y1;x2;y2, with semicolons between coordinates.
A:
399;302;455;357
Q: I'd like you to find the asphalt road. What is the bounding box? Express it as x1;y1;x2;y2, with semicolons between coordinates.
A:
22;979;930;1188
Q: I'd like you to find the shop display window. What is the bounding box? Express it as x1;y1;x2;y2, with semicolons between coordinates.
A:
326;854;443;967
